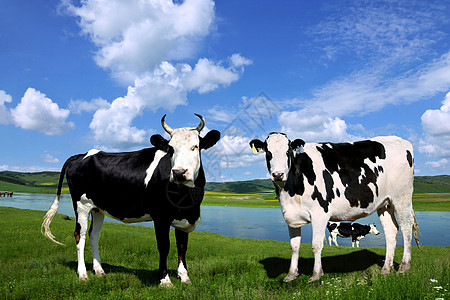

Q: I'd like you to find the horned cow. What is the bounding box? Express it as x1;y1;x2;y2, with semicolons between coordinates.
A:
42;114;220;287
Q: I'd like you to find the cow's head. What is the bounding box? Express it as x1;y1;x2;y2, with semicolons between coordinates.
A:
250;132;305;186
369;223;380;235
150;114;220;187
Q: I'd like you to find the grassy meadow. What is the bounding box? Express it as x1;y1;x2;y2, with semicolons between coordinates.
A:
1;207;449;299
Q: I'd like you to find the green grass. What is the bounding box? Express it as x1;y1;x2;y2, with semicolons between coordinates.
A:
1;207;449;299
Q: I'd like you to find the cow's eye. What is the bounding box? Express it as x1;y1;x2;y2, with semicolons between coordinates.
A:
192;145;199;151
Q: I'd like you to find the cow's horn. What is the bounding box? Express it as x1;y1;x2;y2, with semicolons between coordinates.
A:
161;114;173;135
195;114;205;132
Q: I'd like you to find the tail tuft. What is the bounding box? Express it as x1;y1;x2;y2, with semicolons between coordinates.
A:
412;212;422;253
41;195;65;246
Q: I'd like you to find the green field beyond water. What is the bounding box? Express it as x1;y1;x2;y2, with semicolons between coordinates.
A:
1;171;450;211
0;207;449;299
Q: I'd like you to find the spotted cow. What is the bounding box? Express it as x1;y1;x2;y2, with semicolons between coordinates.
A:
327;221;380;247
42;114;220;286
250;133;420;282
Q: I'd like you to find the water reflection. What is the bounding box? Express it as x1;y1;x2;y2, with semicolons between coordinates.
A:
1;193;448;248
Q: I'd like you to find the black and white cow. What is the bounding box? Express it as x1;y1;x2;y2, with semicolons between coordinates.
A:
250;133;421;282
42;114;220;287
327;221;380;247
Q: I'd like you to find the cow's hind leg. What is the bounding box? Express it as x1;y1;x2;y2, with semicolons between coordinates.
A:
74;196;95;280
284;226;301;282
394;200;415;273
175;229;190;283
89;209;105;276
377;202;398;274
309;218;327;282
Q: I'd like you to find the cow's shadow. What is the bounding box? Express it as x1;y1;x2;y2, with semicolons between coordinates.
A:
64;262;168;286
260;249;391;279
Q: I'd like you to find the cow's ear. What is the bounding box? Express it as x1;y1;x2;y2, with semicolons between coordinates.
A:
150;134;169;151
249;139;266;154
291;139;305;155
200;130;221;150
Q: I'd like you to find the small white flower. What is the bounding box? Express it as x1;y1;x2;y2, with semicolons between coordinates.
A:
430;279;438;283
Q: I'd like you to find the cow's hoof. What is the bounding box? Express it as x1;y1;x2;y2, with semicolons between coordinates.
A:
79;274;89;281
95;269;106;277
160;281;174;288
308;271;324;283
181;277;191;284
398;263;410;273
381;267;391;275
283;272;298;282
160;275;174;287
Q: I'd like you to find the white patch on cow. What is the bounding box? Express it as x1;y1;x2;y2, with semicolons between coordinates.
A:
83;149;100;159
369;223;380;235
171;217;201;233
159;274;173;287
169;128;201;187
144;150;167;187
266;133;290;182
178;261;191;283
358;167;366;184
76;194;97;280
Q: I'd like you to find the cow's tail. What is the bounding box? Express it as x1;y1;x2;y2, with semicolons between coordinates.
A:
412;211;422;253
41;159;70;246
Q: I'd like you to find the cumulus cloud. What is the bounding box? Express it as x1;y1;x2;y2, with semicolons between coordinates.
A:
0;90;12;125
61;0;251;149
418;92;450;170
10;88;74;135
62;0;215;82
90;56;249;149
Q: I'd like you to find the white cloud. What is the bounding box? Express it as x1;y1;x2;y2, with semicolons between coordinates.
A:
309;0;447;64
279;107;358;142
90;56;248;149
62;0;251;150
419;92;450;161
0;90;12;125
68;97;109;114
41;153;59;164
10;88;74;135
63;0;215;82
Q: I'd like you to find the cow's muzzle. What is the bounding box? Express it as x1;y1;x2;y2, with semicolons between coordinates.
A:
272;172;285;182
172;168;188;182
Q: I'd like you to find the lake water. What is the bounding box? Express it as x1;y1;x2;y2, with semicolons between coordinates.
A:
1;193;449;248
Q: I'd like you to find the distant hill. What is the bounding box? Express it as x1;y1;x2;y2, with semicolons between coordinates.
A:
1;171;449;194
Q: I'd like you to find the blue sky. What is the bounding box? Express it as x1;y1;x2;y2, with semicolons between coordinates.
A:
1;0;450;181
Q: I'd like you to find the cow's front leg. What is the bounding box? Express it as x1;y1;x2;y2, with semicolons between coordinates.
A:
284;226;301;282
309;219;327;282
154;220;173;287
175;229;191;283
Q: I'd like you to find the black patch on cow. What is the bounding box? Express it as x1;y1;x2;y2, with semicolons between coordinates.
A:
406;150;413;168
336;188;340;197
311;170;335;213
284;149;316;197
317;140;386;208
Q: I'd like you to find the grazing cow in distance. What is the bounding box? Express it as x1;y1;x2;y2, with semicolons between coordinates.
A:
250;133;421;283
327;221;380;247
0;192;5;197
42;114;220;287
6;192;13;197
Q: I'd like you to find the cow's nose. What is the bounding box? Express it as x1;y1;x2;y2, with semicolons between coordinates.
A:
272;172;284;181
172;168;187;181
